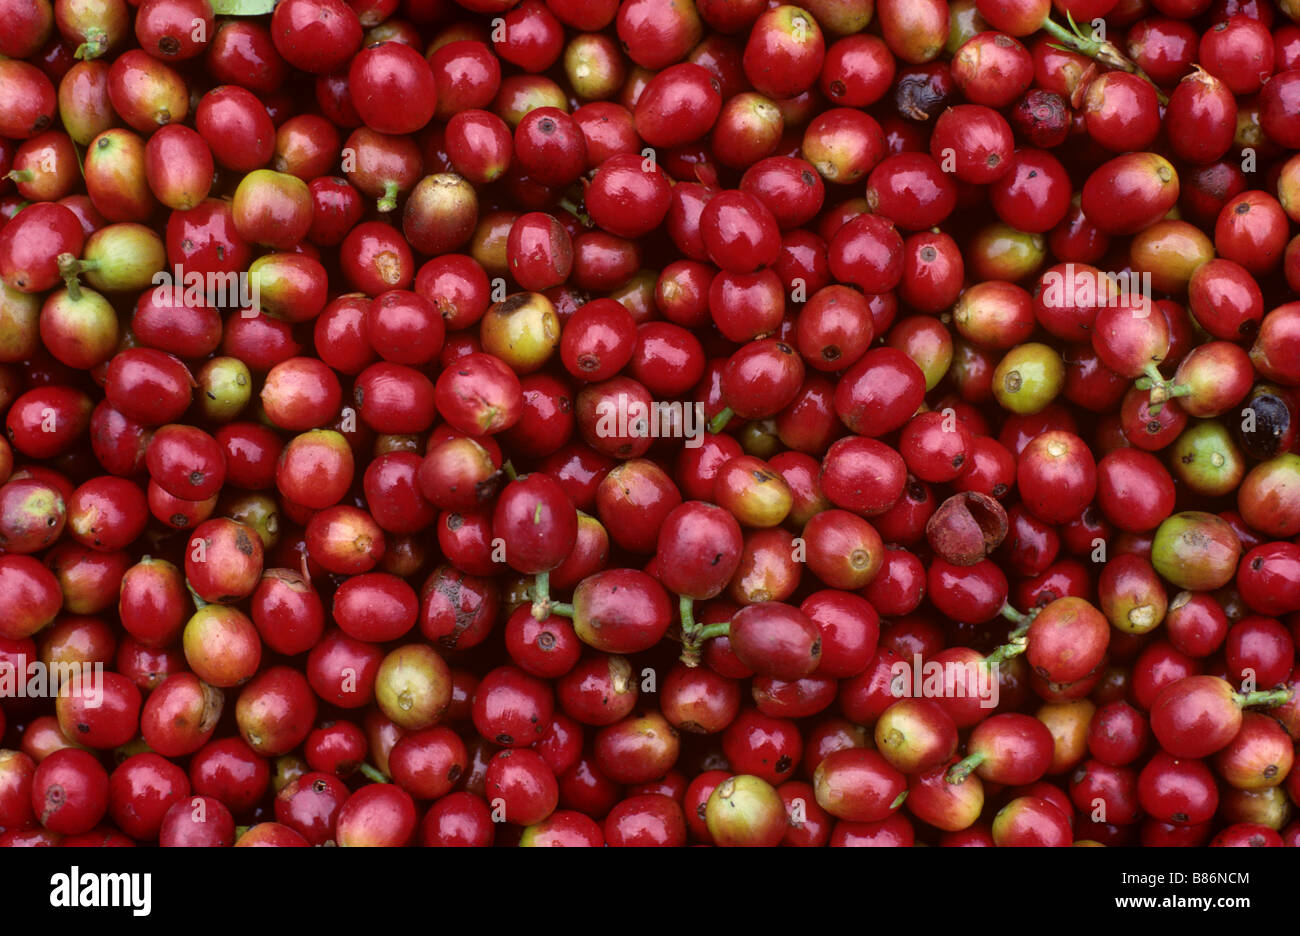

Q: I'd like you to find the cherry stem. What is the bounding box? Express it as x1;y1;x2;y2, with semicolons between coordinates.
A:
357;762;389;783
5;169;33;183
1237;687;1295;709
1000;603;1030;625
678;596;730;667
377;180;400;214
1137;363;1176;415
984;635;1028;665
946;751;985;785
558;196;592;228
678;595;702;668
696;622;730;642
679;594;697;635
708;407;733;434
530;571;575;620
502;460;518;481
56;253;87;301
985;604;1038;664
530;571;551;620
1040;14;1168;103
74;30;108;60
185;580;209;611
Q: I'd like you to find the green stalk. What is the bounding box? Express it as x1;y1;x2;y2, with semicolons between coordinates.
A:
696;622;730;641
1040;14;1168;104
1000;603;1030;625
74;30;108;61
558;196;592;228
984;604;1038;664
1238;687;1295;709
530;570;574;620
678;595;730;668
186;580;209;611
377;180;401;214
56;253;89;301
1139;363;1175;414
946;751;985;785
530;570;551;620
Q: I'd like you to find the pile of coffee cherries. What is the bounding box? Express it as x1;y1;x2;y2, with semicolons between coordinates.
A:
1;0;1300;848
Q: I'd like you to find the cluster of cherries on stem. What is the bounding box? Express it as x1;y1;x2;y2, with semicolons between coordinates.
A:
3;0;1300;848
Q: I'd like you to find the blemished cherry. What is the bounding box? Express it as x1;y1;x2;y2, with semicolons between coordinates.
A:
31;748;109;835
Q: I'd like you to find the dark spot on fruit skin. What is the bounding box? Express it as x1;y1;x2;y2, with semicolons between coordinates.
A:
42;784;66;824
498;293;531;315
496;733;513;745
236;529;255;555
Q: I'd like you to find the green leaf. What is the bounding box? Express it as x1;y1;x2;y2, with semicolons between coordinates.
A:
211;0;276;15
